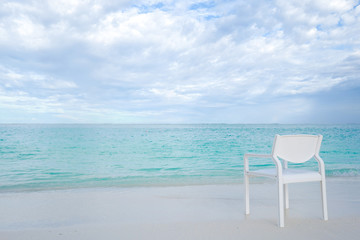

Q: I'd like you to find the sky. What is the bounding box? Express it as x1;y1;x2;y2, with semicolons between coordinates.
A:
0;0;360;124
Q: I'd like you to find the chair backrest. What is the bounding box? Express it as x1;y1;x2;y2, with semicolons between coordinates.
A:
272;134;322;163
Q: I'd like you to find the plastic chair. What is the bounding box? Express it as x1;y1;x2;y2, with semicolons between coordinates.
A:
244;134;328;227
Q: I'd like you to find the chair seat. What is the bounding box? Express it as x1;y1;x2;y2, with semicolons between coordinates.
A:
247;168;322;183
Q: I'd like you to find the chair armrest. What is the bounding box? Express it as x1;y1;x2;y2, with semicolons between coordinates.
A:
314;154;326;177
244;154;283;176
244;153;272;158
244;154;272;172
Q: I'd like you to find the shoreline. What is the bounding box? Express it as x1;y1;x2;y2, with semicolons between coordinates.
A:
1;175;359;194
0;177;360;239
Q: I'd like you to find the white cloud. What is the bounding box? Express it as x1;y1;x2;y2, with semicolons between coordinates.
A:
313;0;356;12
0;66;77;90
0;0;359;123
0;15;50;50
147;86;202;103
48;0;90;15
275;76;346;95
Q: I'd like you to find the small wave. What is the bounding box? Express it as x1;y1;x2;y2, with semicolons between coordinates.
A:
326;168;360;177
165;167;182;171
137;168;163;172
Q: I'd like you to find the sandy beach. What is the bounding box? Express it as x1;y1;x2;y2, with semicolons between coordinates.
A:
0;177;359;240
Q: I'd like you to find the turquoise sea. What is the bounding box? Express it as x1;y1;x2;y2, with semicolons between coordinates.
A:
0;124;359;192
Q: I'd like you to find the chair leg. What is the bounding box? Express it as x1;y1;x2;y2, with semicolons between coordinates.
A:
278;180;285;227
245;174;250;215
284;184;289;209
321;179;328;220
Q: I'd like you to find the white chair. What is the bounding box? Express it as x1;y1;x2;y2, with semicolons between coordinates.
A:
244;134;328;227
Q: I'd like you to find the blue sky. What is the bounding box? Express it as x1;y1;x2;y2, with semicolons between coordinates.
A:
0;0;359;124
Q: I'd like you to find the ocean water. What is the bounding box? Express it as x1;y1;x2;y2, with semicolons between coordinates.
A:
0;124;359;192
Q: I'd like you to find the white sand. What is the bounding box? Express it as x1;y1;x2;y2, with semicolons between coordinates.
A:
0;177;359;240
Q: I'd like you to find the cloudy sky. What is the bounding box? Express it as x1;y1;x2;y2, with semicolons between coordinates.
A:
0;0;359;124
